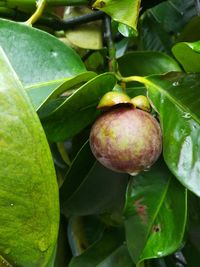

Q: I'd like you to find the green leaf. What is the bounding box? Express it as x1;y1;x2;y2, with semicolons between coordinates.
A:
0;48;59;265
138;10;173;54
60;141;128;216
60;140;95;206
182;193;200;267
40;73;116;142
172;41;200;72
97;245;134;267
124;160;187;264
69;228;125;267
0;18;86;86
118;51;181;77
144;72;200;196
177;16;200;42
26;71;97;111
92;0;141;36
138;0;196;53
67;216;105;256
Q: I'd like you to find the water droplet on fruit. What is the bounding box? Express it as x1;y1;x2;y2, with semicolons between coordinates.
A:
172;81;179;86
144;166;151;172
10;203;14;207
38;237;49;252
129;171;139;176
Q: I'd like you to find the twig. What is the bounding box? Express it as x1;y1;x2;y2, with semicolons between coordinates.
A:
103;15;118;73
39;10;105;30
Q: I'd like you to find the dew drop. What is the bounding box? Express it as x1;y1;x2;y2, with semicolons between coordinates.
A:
10;203;14;207
129;171;139;176
144;166;151;172
52;51;58;57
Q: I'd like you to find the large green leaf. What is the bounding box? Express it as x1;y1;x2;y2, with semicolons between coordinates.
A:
40;73;116;141
60;140;95;205
172;41;200;72
143;72;200;196
67;215;105;256
0;48;59;266
97;245;134;267
182;193;200;267
139;0;196;53
92;0;141;35
124;160;187;264
139;10;173;54
69;228;125;267
118;51;181;77
60;141;128;216
0;18;86;86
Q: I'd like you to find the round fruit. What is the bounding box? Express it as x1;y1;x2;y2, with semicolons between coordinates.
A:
89;107;162;175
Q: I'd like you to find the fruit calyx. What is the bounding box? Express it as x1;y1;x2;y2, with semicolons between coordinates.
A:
97;91;133;110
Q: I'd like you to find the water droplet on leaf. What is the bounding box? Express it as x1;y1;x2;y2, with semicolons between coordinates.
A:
182;112;191;119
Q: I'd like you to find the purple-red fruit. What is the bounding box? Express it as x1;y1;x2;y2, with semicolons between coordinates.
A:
89;107;162;175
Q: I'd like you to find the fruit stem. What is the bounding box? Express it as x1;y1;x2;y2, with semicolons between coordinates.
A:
25;0;46;26
116;74;148;85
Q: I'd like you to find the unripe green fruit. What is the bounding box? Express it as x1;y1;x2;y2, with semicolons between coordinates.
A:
89;107;162;175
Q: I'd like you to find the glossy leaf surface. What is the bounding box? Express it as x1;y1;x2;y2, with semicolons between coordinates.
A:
92;0;141;35
26;72;96;111
0;48;59;265
40;73;116;141
118;51;181;77
124;160;187;264
60;141;128;216
144;72;200;196
67;215;105;256
0;18;86;86
98;245;134;267
172;40;200;72
69;228;125;267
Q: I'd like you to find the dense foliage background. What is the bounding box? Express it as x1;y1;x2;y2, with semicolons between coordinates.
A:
0;0;200;266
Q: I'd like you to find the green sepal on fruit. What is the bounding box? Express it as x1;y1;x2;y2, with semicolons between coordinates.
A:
131;95;151;112
97;91;133;110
